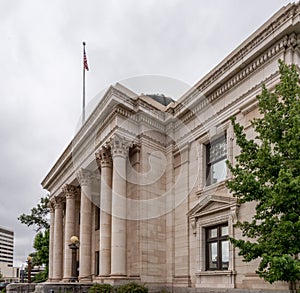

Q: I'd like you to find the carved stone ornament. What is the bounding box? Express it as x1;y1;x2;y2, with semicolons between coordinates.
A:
76;168;93;186
53;196;64;209
191;218;197;235
108;135;132;159
48;200;55;213
62;184;78;199
230;205;239;225
95;146;112;168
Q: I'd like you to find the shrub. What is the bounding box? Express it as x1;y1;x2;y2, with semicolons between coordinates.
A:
116;282;148;293
89;283;113;293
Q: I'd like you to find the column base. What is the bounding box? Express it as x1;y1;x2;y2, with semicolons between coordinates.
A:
51;278;63;282
62;277;78;282
78;276;92;283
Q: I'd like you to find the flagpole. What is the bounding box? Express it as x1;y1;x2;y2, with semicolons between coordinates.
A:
82;41;86;125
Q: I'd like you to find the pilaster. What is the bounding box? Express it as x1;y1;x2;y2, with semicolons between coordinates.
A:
62;184;78;281
109;135;131;276
48;200;55;281
52;196;64;282
96;147;112;277
77;168;93;282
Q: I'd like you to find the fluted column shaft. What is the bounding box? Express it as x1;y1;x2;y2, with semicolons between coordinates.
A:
63;185;77;281
52;197;64;281
77;169;93;282
110;136;130;276
96;147;112;276
48;202;55;281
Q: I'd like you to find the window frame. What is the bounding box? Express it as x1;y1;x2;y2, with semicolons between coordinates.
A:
95;251;99;276
95;206;100;230
206;135;227;186
205;223;229;271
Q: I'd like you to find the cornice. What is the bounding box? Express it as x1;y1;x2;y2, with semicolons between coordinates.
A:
72;86;135;148
176;2;300;112
42;86;135;190
41;143;72;190
175;33;298;128
174;70;280;147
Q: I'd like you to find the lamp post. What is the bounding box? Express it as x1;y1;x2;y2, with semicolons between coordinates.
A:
68;236;79;282
27;256;32;283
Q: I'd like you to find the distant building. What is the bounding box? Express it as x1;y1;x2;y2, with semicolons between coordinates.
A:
42;3;300;292
0;227;18;282
0;227;14;267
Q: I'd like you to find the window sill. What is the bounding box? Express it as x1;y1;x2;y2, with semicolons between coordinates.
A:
196;180;227;197
196;270;236;276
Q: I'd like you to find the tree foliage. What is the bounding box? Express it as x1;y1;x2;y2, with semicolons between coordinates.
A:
227;60;300;285
18;196;50;232
18;195;50;281
33;229;49;266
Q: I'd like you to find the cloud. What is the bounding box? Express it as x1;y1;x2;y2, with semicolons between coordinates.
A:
0;0;291;267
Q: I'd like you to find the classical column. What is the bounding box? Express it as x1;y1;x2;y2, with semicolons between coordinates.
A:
110;135;130;276
48;200;55;281
77;168;93;282
96;147;112;277
62;184;78;281
52;196;64;281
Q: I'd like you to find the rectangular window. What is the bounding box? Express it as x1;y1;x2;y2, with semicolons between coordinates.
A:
95;251;99;276
206;136;227;185
206;224;229;270
95;206;100;230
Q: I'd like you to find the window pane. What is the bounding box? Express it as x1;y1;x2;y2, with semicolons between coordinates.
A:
208;139;227;163
208;228;217;238
208;158;227;184
221;226;228;236
208;242;218;269
221;240;229;269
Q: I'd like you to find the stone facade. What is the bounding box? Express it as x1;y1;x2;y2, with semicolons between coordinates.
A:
41;3;300;291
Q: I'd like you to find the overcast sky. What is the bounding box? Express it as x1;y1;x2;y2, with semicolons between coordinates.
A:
0;0;291;268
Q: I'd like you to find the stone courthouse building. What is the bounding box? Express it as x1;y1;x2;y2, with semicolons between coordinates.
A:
42;3;300;291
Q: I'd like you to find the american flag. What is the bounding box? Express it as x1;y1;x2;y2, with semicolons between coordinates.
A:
84;47;89;71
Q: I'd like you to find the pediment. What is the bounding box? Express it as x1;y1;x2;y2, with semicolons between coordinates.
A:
188;194;237;219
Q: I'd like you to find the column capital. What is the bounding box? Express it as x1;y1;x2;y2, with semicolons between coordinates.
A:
109;135;132;159
62;184;78;199
76;168;93;186
53;196;64;209
95;147;112;169
48;200;55;213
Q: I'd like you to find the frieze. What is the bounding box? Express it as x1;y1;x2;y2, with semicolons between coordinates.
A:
176;33;297;128
173;71;279;147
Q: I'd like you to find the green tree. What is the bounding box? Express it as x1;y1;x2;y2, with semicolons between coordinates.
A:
18;196;50;232
18;195;50;282
227;60;300;290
